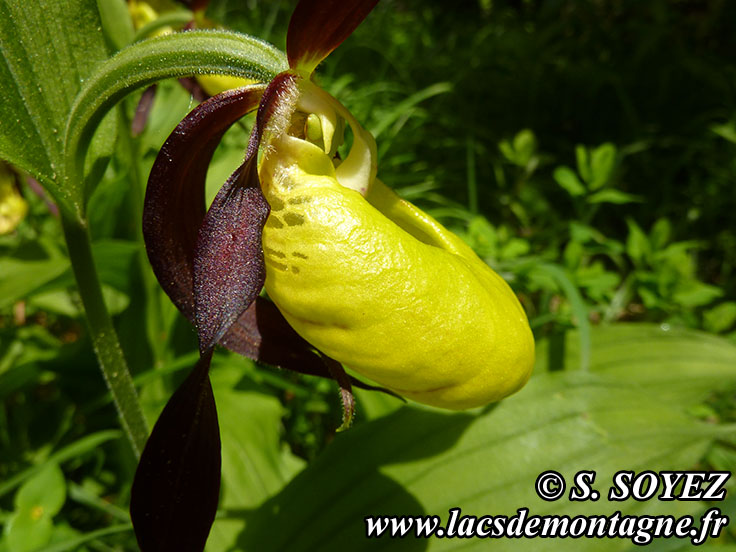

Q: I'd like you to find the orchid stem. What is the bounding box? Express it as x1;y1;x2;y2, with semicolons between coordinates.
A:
61;212;148;457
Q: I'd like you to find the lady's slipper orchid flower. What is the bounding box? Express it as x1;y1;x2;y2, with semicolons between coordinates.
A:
131;0;534;549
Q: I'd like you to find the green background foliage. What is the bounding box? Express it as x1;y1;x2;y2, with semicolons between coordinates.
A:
1;0;735;550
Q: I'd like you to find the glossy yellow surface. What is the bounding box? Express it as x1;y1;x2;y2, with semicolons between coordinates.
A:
258;84;534;410
0;163;27;235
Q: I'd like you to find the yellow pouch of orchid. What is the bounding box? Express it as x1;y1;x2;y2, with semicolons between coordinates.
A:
259;81;535;410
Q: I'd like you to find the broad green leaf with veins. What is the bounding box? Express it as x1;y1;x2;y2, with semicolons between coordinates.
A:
259;78;535;410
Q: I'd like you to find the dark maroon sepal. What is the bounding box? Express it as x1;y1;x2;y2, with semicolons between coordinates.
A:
193;156;269;351
175;0;210;10
131;85;157;136
287;0;379;73
143;86;265;321
130;348;220;552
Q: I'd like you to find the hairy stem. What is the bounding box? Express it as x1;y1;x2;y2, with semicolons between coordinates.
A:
61;213;148;456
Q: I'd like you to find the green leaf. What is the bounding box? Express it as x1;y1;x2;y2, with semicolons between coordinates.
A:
0;0;115;218
704;302;736;334
0;258;70;309
368;82;452;139
464;216;498;258
587;188;641;205
710;121;736;145
90;240;141;292
30;525;132;552
649;218;672;249
498;139;516;164
625;218;651;266
353;386;405;421
239;363;731;550
14;463;66;515
589;142;616;190
97;0;135;52
499;237;530;259
531;263;591;372
511;129;537;167
4;464;66;552
133;10;193;43
575;263;621;300
535;324;736;405
207;384;306;550
575;144;591;183
236;325;736;552
553;166;586;196
0;431;121;499
138;361;305;552
212;365;305;508
673;280;723;308
0;240;138;312
4;513;53;552
64;30;288;214
563;240;583;269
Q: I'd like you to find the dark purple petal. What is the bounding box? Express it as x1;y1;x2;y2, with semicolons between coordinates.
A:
143;85;265;321
178;77;210;103
174;0;209;10
193;155;269;351
141;80;326;373
130;349;220;552
221;297;325;372
287;0;379;73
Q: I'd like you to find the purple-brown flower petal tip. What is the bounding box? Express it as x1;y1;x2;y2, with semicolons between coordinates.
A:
287;0;379;74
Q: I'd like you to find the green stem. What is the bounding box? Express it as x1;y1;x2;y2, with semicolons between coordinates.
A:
61;213;148;456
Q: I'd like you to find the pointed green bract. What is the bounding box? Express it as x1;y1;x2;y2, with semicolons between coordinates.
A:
0;0;115;218
65;30;287;218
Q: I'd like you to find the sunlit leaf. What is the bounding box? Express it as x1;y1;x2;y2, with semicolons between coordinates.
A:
704;302;736;334
238;325;736;551
553;166;586;197
205;364;306;551
0;0;116;218
14;463;66;515
0;258;70;310
589;142;616;190
97;0;135;52
5;463;66;552
587;189;641;205
0;431;121;499
535;323;736;404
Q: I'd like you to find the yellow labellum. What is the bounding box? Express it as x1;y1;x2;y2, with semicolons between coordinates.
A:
259;80;534;410
0;163;27;235
196;74;260;97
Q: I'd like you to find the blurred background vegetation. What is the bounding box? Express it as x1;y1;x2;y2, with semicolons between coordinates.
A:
1;0;736;550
